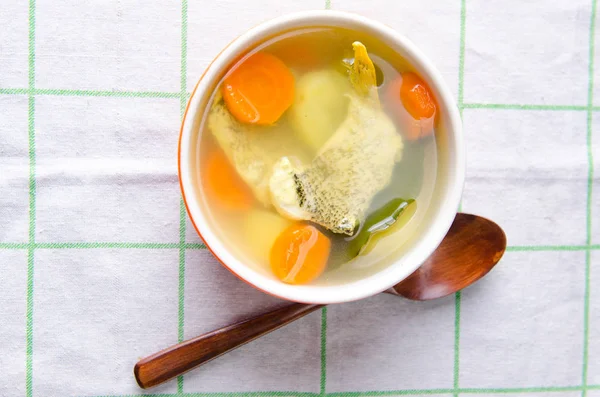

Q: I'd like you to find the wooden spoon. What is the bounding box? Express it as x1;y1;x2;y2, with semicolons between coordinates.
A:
134;213;506;389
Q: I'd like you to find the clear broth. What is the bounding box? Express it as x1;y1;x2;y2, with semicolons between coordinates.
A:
196;27;438;284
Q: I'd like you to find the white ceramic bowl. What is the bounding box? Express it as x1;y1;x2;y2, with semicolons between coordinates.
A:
178;10;464;304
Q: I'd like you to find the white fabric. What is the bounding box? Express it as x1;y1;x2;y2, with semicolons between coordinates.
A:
1;0;599;396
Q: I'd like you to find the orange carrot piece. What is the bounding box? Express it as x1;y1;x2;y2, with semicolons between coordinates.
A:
203;149;253;211
400;72;437;120
222;52;295;125
270;224;331;285
387;72;437;141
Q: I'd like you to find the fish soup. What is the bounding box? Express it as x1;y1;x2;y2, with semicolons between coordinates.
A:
196;27;438;285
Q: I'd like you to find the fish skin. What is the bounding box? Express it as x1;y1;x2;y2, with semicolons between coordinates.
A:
268;42;403;235
269;93;403;235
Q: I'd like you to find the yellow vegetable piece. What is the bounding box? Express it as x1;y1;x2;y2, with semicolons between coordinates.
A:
243;209;292;263
289;69;351;151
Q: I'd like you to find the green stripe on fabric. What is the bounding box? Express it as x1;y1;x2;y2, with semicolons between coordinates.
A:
28;95;36;244
25;0;36;396
25;249;34;397
0;88;180;98
0;243;29;249
453;291;462;396
28;6;35;90
454;0;467;390
180;0;189;116
32;88;180;98
7;81;600;114
327;386;586;396
184;393;320;397
25;97;36;397
178;0;189;393
460;386;585;393
35;242;181;249
586;0;597;248
320;307;328;395
179;205;186;345
507;245;590;252
326;390;456;397
0;88;29;95
186;242;207;249
319;3;330;395
88;393;320;397
178;202;186;397
583;249;592;395
185;393;320;397
582;1;597;395
5;243;600;251
463;103;588;111
89;394;176;397
82;386;600;397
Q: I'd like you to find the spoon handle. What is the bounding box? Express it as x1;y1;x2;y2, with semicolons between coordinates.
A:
134;302;323;389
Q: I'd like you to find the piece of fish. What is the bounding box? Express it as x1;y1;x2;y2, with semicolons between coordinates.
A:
207;93;310;206
269;42;403;235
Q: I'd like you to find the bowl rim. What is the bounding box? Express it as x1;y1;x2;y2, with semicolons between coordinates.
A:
178;10;465;304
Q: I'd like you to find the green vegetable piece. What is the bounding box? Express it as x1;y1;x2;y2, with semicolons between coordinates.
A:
361;199;417;256
347;198;415;258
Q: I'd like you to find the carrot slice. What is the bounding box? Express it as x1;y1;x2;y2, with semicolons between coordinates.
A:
270;224;331;285
222;52;295;125
386;72;437;141
400;72;437;120
203;148;253;211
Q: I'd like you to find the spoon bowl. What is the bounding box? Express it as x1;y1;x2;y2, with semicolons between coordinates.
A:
389;213;506;300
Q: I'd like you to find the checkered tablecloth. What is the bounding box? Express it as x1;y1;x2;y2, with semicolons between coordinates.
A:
1;0;599;396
